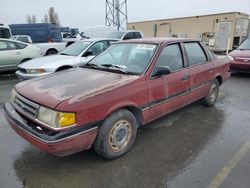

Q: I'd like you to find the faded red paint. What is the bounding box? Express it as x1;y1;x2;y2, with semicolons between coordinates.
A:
4;38;231;156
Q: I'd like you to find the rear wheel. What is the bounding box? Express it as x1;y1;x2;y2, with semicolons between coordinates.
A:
201;79;219;106
94;109;138;160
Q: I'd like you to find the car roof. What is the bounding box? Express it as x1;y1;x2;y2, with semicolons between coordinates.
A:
117;37;200;45
0;38;28;44
79;38;120;42
12;35;30;37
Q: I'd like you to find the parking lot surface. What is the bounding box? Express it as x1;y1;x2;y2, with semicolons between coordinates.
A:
0;73;250;188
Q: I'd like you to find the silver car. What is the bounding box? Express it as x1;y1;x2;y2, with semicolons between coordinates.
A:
16;38;118;80
0;38;42;72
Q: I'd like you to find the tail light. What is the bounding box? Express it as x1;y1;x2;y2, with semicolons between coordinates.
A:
48;37;52;43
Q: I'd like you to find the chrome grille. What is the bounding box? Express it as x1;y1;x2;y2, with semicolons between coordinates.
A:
14;93;39;117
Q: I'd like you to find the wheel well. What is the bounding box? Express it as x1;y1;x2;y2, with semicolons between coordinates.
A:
216;76;223;85
56;66;72;71
123;106;143;127
20;58;32;63
46;48;58;54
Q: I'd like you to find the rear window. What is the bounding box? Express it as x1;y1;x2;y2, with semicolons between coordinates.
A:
0;28;11;38
184;42;207;66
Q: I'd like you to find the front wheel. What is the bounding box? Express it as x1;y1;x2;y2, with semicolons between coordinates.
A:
94;109;138;160
201;79;219;106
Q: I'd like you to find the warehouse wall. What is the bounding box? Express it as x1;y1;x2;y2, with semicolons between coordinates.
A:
127;12;249;50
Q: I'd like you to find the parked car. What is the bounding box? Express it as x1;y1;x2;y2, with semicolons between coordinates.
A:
4;38;230;159
0;24;12;39
0;38;42;72
16;38;118;80
10;35;33;43
229;38;250;73
105;30;144;40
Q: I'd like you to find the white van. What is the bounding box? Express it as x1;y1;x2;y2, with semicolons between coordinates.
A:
0;24;12;38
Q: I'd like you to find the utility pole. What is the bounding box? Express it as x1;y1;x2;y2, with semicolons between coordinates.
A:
105;0;128;31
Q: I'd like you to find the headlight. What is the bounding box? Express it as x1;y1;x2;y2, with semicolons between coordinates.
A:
10;89;17;103
37;106;76;129
26;68;46;74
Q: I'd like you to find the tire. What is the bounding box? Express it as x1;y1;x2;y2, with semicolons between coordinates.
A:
94;109;138;160
46;49;57;55
201;79;219;106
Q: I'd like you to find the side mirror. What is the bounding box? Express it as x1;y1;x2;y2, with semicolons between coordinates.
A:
82;51;93;57
152;66;171;78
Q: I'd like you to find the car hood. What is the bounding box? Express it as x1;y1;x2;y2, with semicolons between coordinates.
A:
18;55;76;69
229;50;250;58
15;68;139;109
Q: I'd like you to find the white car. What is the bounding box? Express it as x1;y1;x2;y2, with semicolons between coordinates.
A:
10;35;33;43
0;38;42;72
16;38;118;80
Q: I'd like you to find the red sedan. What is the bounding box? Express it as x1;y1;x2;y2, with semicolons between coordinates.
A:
4;38;231;159
229;38;250;73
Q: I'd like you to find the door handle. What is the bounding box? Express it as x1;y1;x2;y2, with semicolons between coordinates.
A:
182;75;190;81
16;52;21;55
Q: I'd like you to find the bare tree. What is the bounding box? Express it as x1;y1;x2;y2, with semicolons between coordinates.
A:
48;7;59;24
26;15;32;23
43;14;49;23
31;15;36;23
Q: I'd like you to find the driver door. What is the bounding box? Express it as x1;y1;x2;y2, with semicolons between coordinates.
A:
146;43;191;121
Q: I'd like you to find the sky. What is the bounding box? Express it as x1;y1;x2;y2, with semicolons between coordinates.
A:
1;0;250;31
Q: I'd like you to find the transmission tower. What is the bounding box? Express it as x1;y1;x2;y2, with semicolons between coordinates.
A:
105;0;128;31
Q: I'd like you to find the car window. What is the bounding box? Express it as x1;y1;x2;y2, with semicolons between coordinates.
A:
18;36;29;43
238;38;250;50
155;44;184;72
60;41;91;56
6;41;17;50
134;32;142;39
184;42;207;66
206;47;216;60
15;42;27;49
89;43;157;74
0;41;8;51
123;32;134;40
87;41;109;55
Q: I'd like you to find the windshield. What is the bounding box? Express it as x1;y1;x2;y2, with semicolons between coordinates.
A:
0;28;11;39
105;32;125;39
89;43;157;74
238;38;250;50
60;41;91;56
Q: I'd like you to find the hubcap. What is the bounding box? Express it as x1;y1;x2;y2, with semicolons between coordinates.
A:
209;83;218;102
109;120;132;152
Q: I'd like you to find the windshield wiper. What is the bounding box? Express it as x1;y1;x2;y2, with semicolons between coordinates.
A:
60;53;70;56
101;64;127;74
83;62;99;69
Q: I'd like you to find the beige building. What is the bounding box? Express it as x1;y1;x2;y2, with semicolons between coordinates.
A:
127;12;250;51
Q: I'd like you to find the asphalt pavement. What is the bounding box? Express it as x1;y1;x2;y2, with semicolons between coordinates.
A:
0;72;250;188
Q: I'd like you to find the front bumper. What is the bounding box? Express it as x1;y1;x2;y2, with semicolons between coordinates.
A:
230;61;250;73
4;102;99;156
15;70;52;80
